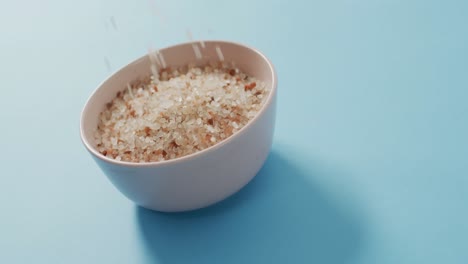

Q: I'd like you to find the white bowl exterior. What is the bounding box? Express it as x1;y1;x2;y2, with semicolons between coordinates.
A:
81;41;277;212
94;96;275;212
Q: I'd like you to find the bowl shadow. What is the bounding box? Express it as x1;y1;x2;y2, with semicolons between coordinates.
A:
135;150;364;264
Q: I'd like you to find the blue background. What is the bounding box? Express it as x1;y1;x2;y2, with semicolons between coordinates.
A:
1;0;467;263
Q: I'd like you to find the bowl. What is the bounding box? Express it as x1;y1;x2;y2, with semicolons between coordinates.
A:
80;40;277;212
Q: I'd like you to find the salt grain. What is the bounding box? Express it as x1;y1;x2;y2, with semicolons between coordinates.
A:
215;45;224;61
148;49;161;67
186;29;193;40
192;43;202;60
127;83;134;98
104;56;112;71
157;51;167;68
110;16;118;31
150;64;159;81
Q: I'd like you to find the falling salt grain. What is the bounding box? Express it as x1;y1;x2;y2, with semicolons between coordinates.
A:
104;56;111;71
185;28;201;58
148;49;161;67
157;51;167;68
127;83;134;98
215;45;224;61
110;16;118;30
150;64;159;81
192;43;202;60
186;29;193;40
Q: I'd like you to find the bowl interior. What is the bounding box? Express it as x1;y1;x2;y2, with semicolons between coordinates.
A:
81;41;275;156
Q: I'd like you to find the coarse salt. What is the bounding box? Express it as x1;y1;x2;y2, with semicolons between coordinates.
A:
95;63;269;163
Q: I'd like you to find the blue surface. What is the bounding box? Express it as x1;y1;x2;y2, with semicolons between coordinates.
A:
1;0;467;263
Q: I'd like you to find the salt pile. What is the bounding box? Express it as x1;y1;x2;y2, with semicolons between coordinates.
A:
95;63;269;163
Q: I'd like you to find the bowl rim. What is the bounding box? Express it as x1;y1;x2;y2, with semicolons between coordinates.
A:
80;40;277;168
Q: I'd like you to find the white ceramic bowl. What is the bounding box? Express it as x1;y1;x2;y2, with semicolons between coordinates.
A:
80;41;277;212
